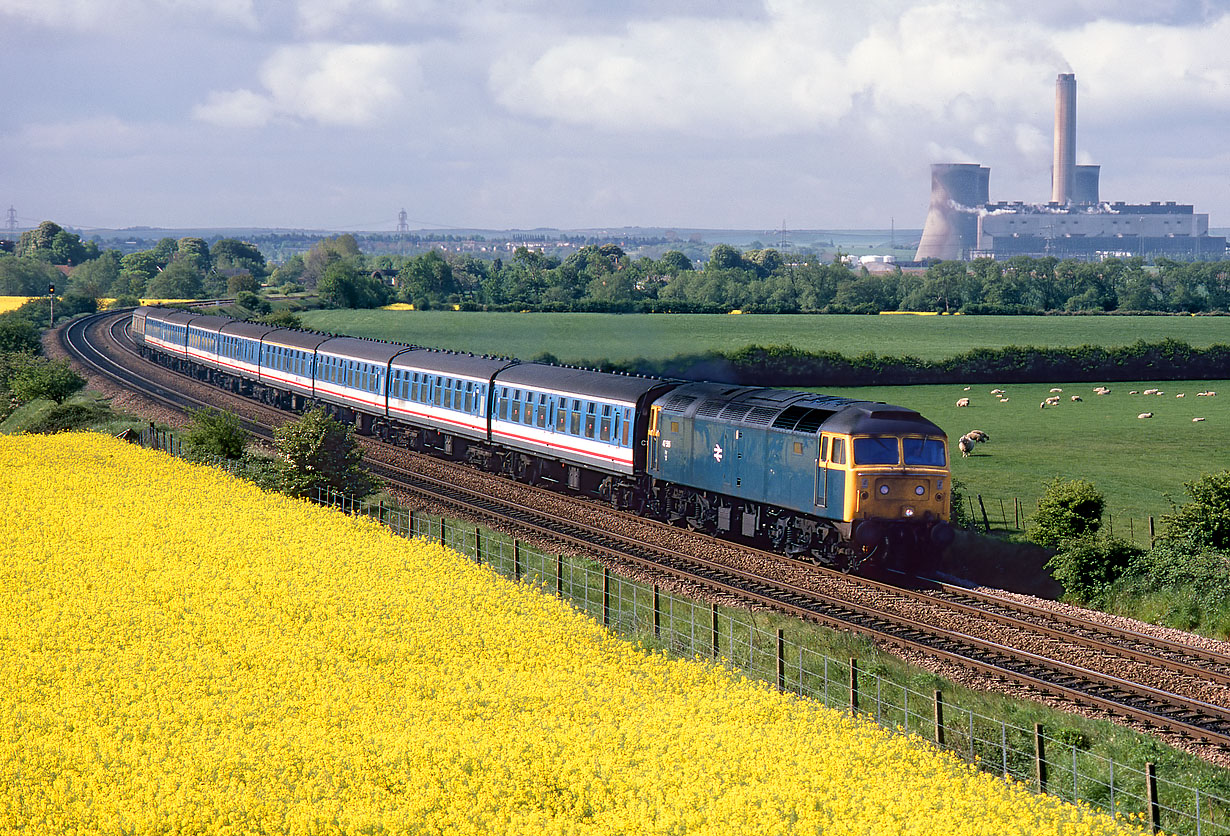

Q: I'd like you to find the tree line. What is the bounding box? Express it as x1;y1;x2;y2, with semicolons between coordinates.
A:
6;221;1230;315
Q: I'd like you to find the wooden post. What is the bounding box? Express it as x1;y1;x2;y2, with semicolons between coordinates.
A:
1035;724;1047;794
849;658;858;713
776;629;785;691
513;540;521;581
1146;762;1160;834
977;495;991;533
474;528;482;564
1149;516;1156;545
652;586;660;637
711;604;719;659
439;516;447;546
1014;497;1020;529
998;498;1007;526
934;690;945;746
556;553;563;596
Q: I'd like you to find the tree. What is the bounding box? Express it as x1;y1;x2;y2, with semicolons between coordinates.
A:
657;250;692;275
211;239;269;279
1161;471;1230;551
10;357;86;404
319;261;390;309
182;408;249;461
1045;536;1143;603
1029;478;1105;549
397;251;457;304
145;260;204;299
227;273;260;295
0;256;61;296
707;244;744;271
273;408;375;499
257;310;302;328
67;250;121;299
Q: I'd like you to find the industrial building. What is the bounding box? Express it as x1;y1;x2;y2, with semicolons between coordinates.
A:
915;74;1226;262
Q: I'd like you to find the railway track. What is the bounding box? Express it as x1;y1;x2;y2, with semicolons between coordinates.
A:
61;308;1230;750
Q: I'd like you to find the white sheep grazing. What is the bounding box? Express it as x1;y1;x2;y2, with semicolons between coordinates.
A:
1040;401;1047;409
990;388;1005;395
1176;393;1185;398
1208;391;1217;397
1194;417;1207;422
1143;388;1159;395
1138;412;1153;419
1050;388;1063;393
963;386;971;391
966;429;989;442
1045;396;1061;406
1129;391;1139;395
958;436;975;457
1070;395;1082;402
956;398;970;407
999;398;1009;403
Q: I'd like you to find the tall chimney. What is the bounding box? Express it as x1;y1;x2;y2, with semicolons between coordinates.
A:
1051;73;1076;204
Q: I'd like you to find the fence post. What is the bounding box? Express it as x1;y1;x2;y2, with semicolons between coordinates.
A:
602;567;610;626
934;690;945;746
1149;516;1156;545
711;604;719;659
1014;497;1020;530
439;516;447;546
977;495;991;533
653;585;661;638
1147;762;1160;834
408;508;415;537
1035;724;1047;794
556;554;563;596
474;528;482;564
777;629;785;691
849;658;858;713
513;540;521;581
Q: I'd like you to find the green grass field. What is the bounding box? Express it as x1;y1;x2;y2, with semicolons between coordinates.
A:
818;380;1229;535
298;311;1229;527
298;310;1230;364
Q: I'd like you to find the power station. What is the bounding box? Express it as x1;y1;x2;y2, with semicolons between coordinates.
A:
915;74;1226;262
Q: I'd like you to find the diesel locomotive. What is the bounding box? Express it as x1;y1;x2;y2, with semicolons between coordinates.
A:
132;306;954;571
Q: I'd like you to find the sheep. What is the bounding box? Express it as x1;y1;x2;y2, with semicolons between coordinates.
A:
1143;388;1159;395
963;386;971;391
1176;393;1185;398
958;436;975;457
1093;386;1110;395
1045;396;1061;406
1193;417;1207;422
990;388;1005;395
999;397;1009;403
965;429;989;443
956;398;970;407
1129;391;1139;395
1138;412;1153;419
1070;395;1083;402
1050;388;1063;393
1039;401;1047;409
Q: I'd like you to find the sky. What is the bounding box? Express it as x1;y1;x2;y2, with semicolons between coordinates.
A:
2;0;1229;234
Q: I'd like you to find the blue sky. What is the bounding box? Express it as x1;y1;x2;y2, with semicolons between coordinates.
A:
2;0;1228;232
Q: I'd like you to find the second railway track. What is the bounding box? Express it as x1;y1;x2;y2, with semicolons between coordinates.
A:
61;308;1230;753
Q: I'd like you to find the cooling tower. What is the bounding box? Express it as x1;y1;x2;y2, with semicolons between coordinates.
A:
1051;73;1077;204
914;163;990;261
1072;164;1100;204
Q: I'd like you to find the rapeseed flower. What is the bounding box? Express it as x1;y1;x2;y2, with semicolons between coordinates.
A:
0;433;1152;834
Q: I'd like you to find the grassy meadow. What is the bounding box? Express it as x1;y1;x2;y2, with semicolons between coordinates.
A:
298;310;1230;364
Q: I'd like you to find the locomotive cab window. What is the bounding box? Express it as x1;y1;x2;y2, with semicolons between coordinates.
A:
903;437;947;467
853;437;900;465
792;441;804;455
830;437;846;465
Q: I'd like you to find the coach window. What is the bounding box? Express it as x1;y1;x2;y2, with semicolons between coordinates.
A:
584;402;597;439
534;394;546;428
600;405;612;441
621;412;630;446
510;389;521;423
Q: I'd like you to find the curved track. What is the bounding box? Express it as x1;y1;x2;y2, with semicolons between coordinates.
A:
63;308;1230;749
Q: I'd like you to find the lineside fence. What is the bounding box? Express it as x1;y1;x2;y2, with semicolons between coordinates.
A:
132;427;1223;835
962;492;1160;546
314;486;1227;836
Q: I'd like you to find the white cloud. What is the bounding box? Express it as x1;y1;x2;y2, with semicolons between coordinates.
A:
0;0;256;30
192;43;421;128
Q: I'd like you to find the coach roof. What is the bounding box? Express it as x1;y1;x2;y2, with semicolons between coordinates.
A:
496;362;673;404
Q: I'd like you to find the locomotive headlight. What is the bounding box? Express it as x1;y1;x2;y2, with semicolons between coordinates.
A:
915;485;926;496
879;484;890;495
904;507;915;517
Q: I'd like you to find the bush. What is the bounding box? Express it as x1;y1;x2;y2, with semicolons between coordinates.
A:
10;357;86;404
22;401;115;433
1107;537;1230;636
256;310;302;329
106;295;142;310
0;318;41;354
235;290;271;314
181;408;249;461
273;408;375;499
1029;478;1104;549
1045;535;1143;603
1161;471;1230;551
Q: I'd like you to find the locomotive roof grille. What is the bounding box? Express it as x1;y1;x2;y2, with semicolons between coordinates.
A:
661;394;697;412
772;405;836;433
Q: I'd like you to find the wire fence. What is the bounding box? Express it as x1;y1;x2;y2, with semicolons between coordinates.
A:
963;492;1160;546
314;485;1228;836
129;427;1224;834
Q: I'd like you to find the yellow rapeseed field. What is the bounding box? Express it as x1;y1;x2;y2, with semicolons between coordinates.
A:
0;433;1151;835
0;296;36;314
